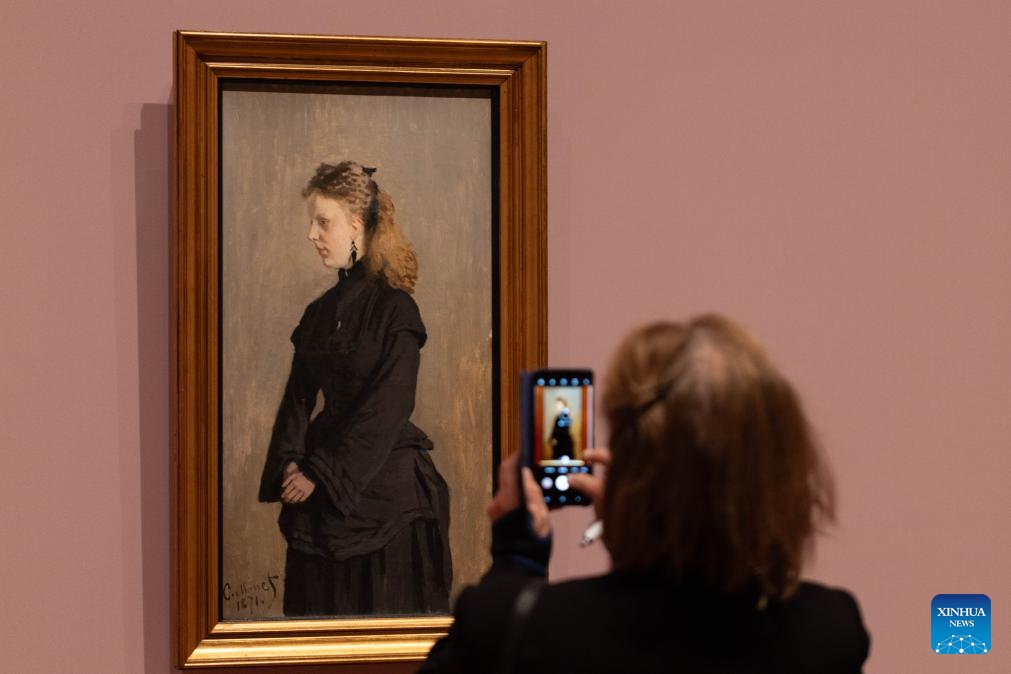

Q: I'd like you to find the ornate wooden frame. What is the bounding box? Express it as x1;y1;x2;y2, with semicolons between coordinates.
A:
172;30;546;667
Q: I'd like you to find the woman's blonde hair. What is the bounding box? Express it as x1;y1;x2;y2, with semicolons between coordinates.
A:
303;161;419;293
602;315;835;598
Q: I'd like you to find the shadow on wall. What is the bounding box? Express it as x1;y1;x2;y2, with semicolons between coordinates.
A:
136;102;181;674
110;101;173;674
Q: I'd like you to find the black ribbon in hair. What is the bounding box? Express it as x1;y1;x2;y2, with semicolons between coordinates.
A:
363;166;380;230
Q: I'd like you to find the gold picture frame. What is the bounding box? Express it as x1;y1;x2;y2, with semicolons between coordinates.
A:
173;30;546;668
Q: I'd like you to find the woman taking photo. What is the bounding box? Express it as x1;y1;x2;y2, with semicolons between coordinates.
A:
423;314;869;673
259;160;451;616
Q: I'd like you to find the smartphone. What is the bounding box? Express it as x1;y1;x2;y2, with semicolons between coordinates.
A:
520;368;594;508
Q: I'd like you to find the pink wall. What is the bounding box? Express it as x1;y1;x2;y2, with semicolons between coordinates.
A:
2;1;1008;672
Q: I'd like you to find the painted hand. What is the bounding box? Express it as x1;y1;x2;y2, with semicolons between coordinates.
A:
281;470;316;504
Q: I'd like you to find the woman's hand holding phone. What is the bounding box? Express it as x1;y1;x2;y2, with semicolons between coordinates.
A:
566;447;611;518
485;448;609;550
488;453;551;538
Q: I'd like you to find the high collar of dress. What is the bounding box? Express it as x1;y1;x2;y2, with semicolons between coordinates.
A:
338;259;367;285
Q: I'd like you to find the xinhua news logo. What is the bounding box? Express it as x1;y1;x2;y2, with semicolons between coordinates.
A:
932;594;990;654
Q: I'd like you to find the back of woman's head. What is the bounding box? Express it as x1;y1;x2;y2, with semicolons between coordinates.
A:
601;315;834;598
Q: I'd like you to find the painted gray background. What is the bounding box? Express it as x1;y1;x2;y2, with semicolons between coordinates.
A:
220;87;493;618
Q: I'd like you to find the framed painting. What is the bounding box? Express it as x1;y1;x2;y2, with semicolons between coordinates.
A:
172;31;546;667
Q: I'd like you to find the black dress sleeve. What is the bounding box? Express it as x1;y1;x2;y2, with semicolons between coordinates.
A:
257;328;320;502
302;292;426;516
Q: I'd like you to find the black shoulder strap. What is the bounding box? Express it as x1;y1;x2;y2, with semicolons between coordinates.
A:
495;580;543;674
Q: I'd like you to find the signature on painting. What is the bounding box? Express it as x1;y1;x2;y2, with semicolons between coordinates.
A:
222;573;280;616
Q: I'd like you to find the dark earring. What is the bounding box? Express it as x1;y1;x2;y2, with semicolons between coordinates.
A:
350;240;358;265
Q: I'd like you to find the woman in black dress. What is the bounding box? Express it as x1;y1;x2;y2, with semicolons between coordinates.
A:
548;396;575;461
258;161;451;616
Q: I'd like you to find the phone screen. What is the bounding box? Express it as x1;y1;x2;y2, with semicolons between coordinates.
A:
522;369;594;507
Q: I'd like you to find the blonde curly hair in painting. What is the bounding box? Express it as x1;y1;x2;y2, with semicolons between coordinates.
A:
303;160;419;293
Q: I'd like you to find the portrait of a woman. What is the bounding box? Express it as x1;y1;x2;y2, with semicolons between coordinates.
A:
548;396;574;461
258;160;452;616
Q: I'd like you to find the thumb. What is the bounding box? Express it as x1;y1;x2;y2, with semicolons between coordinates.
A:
567;473;604;501
521;467;551;538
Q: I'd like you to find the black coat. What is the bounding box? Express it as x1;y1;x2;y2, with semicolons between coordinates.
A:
421;511;869;674
259;263;449;568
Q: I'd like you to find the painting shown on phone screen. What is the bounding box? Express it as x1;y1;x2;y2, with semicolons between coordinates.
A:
534;385;592;462
531;379;594;506
219;83;493;619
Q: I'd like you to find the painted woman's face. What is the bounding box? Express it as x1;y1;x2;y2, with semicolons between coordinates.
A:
305;192;362;270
